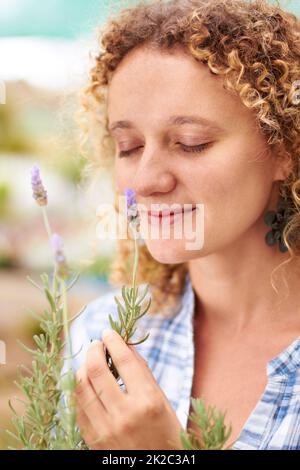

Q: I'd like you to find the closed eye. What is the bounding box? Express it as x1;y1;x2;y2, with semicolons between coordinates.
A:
117;143;211;158
179;143;211;154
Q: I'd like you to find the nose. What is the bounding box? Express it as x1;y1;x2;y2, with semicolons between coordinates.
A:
132;145;177;198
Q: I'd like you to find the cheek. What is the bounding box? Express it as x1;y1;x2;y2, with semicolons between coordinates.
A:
114;162;133;192
190;157;274;240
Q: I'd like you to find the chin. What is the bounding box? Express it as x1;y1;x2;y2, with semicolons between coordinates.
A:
144;238;204;264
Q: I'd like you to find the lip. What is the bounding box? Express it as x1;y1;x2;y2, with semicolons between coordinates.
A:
145;206;197;217
145;206;197;225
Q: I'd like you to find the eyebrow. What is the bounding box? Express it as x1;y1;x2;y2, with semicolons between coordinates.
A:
108;115;223;133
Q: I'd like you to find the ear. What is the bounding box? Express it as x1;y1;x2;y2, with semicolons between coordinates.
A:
271;144;293;182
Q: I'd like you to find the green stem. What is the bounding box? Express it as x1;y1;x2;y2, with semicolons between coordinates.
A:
62;279;72;362
52;267;57;322
60;278;78;448
42;206;52;242
132;225;139;289
126;221;139;339
41;206;56;295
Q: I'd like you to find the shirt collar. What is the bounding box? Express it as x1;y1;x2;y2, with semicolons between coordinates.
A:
267;334;300;377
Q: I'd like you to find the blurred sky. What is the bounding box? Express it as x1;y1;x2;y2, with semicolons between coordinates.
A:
0;0;133;90
0;0;111;37
0;0;299;90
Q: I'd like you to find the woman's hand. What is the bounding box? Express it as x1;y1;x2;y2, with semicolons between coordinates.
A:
75;329;184;450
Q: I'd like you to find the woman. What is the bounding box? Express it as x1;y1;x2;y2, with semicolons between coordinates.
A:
71;0;300;449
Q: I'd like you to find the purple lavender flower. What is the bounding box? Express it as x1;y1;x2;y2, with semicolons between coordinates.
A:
31;165;48;206
51;233;68;279
125;188;138;221
125;188;136;209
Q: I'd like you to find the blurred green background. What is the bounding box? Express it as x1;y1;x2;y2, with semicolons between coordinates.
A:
0;0;299;450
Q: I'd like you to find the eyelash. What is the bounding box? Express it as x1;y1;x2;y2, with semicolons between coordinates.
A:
117;143;210;158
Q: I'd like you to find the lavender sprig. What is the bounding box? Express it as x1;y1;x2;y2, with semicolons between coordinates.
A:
103;188;151;385
180;398;232;450
6;166;85;449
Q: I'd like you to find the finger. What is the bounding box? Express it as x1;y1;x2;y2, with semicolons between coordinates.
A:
86;340;125;411
75;365;109;427
76;404;117;450
76;407;96;448
77;407;111;450
101;329;151;394
76;366;120;450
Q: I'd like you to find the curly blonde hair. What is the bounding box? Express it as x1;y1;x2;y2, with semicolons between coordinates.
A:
78;0;300;316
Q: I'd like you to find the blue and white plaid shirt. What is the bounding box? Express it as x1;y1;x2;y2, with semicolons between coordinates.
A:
70;272;300;450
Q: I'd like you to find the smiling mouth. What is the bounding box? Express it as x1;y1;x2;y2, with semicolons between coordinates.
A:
148;207;197;218
144;207;197;226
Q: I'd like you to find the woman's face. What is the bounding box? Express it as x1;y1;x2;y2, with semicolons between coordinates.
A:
107;46;285;264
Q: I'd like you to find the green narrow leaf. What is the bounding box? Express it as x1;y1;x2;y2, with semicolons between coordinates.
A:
135;297;152;319
122;288;132;311
40;273;50;288
65;272;80;292
108;313;118;331
26;276;42;291
135;284;149;306
16;339;38;355
5;429;21;444
127;332;150;346
44;288;56;311
68;305;87;324
116;308;128;334
114;295;125;313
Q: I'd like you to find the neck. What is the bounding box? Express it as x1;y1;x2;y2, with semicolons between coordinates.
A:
188;222;299;335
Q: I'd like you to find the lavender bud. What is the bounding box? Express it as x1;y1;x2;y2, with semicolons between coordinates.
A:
125;188;136;209
31;165;48;206
125;188;139;221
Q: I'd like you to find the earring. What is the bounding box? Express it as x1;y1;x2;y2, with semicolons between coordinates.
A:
264;192;292;253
